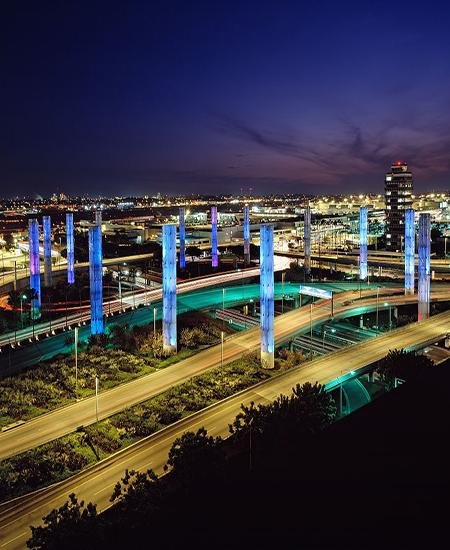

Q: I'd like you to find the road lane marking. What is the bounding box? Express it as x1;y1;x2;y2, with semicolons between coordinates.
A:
1;531;27;547
93;480;118;496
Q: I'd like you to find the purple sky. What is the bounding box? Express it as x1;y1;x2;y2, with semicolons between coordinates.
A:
2;0;450;198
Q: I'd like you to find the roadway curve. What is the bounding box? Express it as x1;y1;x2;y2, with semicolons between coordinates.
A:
2;286;450;462
2;308;450;549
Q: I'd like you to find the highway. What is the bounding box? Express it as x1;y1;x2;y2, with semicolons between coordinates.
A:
2;308;450;549
2;286;450;462
0;252;161;291
0;267;264;349
0;280;364;376
280;249;450;274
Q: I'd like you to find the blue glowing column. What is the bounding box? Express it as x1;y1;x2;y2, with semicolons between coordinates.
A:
28;219;41;319
359;207;368;280
95;210;102;228
405;209;415;295
89;225;103;335
163;224;177;354
260;225;274;369
211;206;218;267
244;206;250;266
43;215;52;287
418;213;430;322
179;207;186;268
304;205;311;274
66;213;75;284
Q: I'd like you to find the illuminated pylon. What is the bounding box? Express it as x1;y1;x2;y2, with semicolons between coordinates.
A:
28;218;41;319
418;213;430;322
89;225;103;335
260;224;274;369
179;207;185;268
211;206;218;267
163;224;177;354
404;209;415;295
304;205;311;274
359;207;367;280
244;206;250;266
66;213;75;284
43;215;52;287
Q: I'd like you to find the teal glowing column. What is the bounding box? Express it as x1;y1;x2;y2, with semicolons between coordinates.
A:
260;224;274;369
418;213;430;322
28;218;41;319
304;205;311;274
405;209;415;295
163;224;177;354
244;206;250;266
89;225;103;335
211;206;218;267
66;213;74;284
359;207;367;280
179;207;185;268
43;215;52;287
95;210;102;228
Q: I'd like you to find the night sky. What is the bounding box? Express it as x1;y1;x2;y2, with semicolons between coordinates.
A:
2;0;450;198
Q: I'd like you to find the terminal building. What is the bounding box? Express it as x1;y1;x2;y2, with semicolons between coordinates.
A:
385;162;413;251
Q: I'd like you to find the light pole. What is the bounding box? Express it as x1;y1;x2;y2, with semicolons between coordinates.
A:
310;302;313;356
74;327;78;401
222;287;225;330
20;293;26;328
322;330;327;352
95;376;99;423
153;307;157;333
221;331;224;368
384;302;391;330
376;287;379;332
281;271;285;314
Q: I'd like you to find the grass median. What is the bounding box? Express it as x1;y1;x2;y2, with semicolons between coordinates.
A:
0;351;304;503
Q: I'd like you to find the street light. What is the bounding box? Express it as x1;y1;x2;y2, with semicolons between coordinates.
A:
95;376;99;423
310;302;313;356
376;286;379;332
153;307;157;333
222;287;225;330
322;330;327;352
20;294;26;328
384;302;391;330
281;271;285;314
221;331;224;368
74;327;78;401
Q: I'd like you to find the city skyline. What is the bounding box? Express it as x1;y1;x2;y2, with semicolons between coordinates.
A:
2;1;450;198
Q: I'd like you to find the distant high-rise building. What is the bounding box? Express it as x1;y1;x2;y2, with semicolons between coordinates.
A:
385;162;413;251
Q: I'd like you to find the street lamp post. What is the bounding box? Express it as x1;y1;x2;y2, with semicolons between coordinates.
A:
376;287;379;332
281;271;285;314
221;331;224;368
153;307;157;333
222;287;225;330
95;376;99;423
322;330;327;352
310;302;313;356
20;294;26;328
384;302;391;330
74;327;78;401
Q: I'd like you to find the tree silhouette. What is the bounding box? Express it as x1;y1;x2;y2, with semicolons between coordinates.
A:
376;349;434;390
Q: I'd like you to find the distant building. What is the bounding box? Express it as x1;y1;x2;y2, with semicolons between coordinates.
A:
385;162;413;250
